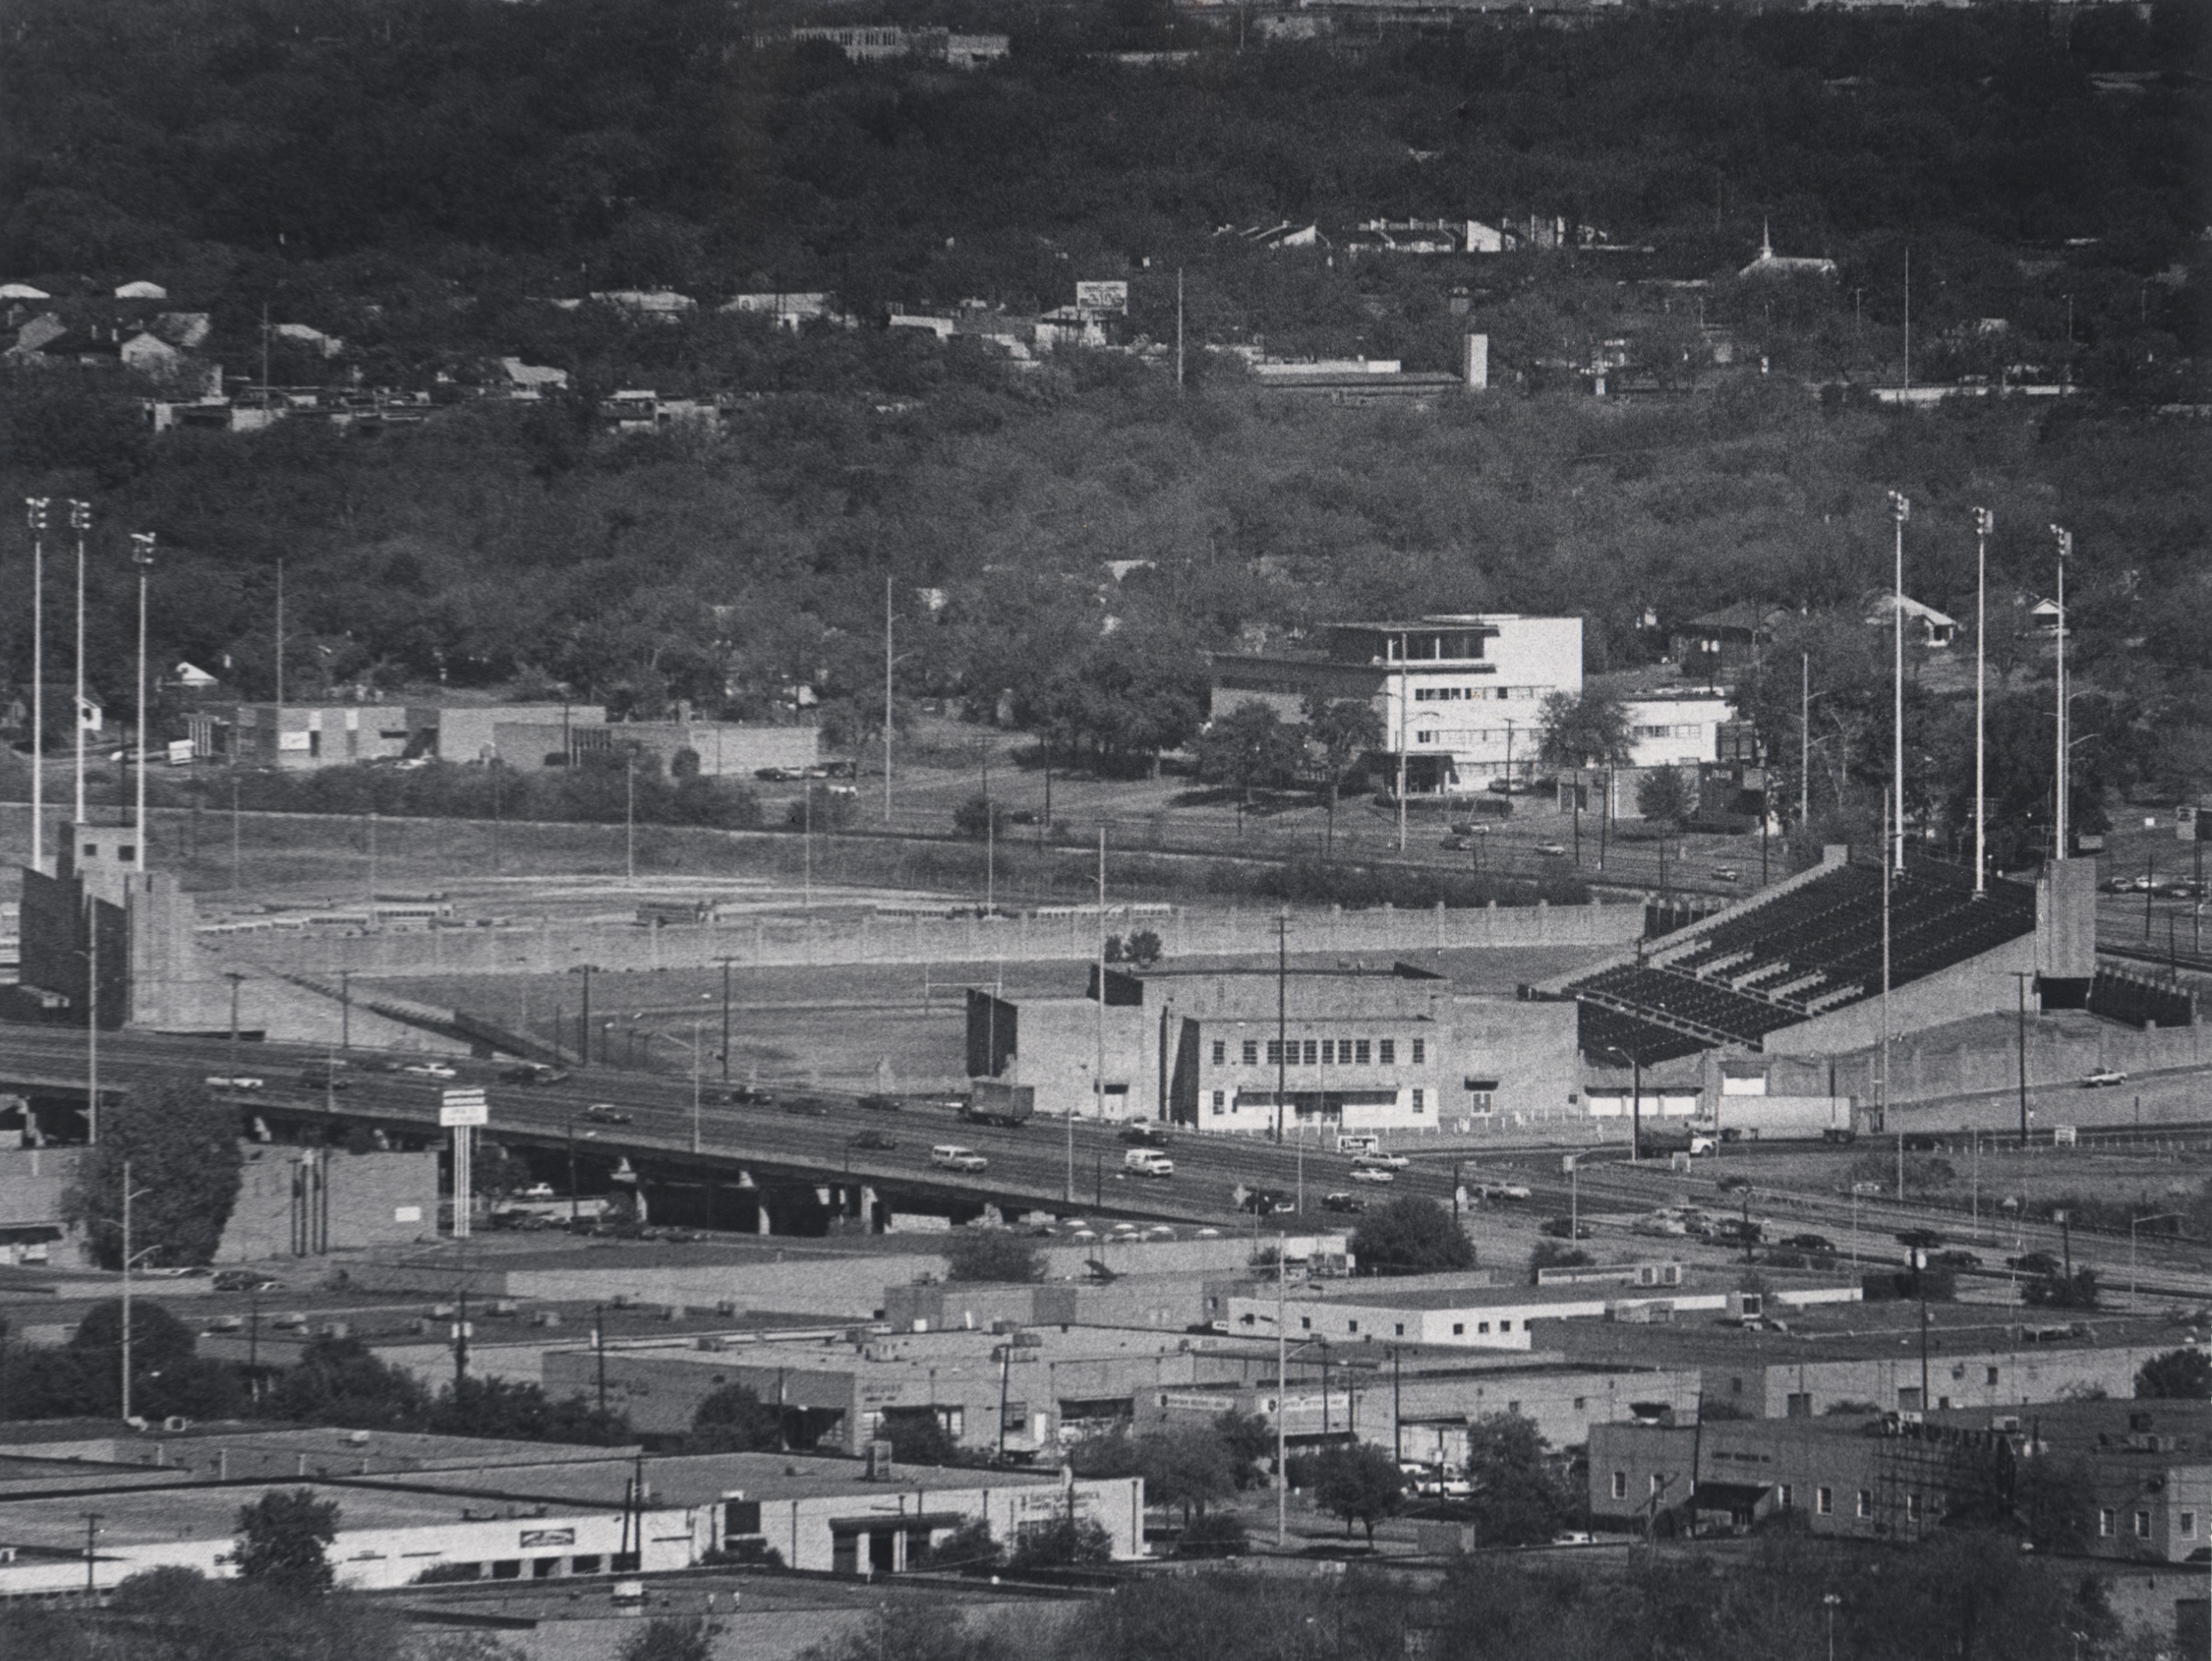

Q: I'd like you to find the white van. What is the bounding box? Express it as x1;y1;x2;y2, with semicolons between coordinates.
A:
930;1145;987;1173
1122;1149;1174;1179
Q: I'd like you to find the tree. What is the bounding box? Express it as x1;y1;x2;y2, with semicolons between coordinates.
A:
620;1618;713;1661
687;1383;785;1452
952;794;1007;840
1461;1412;1571;1547
264;1333;430;1429
2133;1348;2211;1399
1005;1512;1114;1568
1635;767;1692;828
1194;703;1305;810
1136;1424;1237;1526
1349;1198;1475;1276
471;1142;534;1201
1528;1240;1592;1283
65;1079;243;1268
1537;690;1632;771
233;1488;340;1591
1303;695;1383;858
1310;1443;1405;1543
2021;1268;2100;1310
1212;1410;1277;1488
428;1376;631;1443
909;1517;1001;1571
66;1300;243;1421
942;1229;1044;1283
877;1406;961;1466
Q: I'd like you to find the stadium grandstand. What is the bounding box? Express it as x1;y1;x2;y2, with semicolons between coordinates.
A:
1528;847;2065;1065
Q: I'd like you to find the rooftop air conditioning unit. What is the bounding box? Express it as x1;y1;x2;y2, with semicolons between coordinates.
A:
163;1417;191;1434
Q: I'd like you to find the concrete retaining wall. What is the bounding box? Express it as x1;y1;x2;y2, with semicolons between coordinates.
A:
203;898;1644;981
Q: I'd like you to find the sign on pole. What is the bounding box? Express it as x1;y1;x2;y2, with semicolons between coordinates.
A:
439;1089;488;1128
1073;280;1128;316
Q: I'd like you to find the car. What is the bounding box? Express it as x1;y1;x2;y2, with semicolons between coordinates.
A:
1473;1182;1533;1202
1710;867;1741;882
1932;1250;1983;1269
718;1086;775;1107
501;1065;571;1086
1781;1233;1836;1254
2007;1251;2063;1277
1349;1166;1395;1185
782;1097;831;1117
1416;1475;1474;1499
1541;1216;1592;1240
212;1271;282;1293
1351;1151;1409;1171
204;1075;264;1092
1717;1174;1752;1193
1850;1181;1885;1197
401;1061;459;1080
849;1129;897;1152
516;1182;556;1201
1234;1187;1291;1215
930;1145;988;1173
2157;880;2202;899
2081;1068;2128;1088
1534;842;1569;858
1118;1124;1171;1147
1320;1192;1367;1215
856;1093;903;1113
1123;1149;1175;1179
1633;1214;1688;1238
581;1103;632;1125
754;766;800;782
1440;835;1474;851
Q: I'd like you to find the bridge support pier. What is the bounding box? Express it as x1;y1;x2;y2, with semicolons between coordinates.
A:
754;1194;772;1236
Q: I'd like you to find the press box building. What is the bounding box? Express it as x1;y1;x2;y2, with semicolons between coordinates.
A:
965;963;1580;1130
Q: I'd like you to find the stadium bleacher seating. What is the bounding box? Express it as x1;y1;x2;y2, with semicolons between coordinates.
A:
1566;857;2036;1056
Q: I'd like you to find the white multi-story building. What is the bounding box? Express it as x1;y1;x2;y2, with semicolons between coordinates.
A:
1210;614;1584;794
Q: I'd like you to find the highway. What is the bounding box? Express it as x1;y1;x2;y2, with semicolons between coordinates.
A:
0;1026;1466;1228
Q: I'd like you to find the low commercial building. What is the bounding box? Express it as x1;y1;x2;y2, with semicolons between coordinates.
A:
1588;1398;2208;1563
186;701;603;768
0;1442;1143;1593
1540;1305;2191;1419
965;962;1579;1130
1226;1277;1859;1355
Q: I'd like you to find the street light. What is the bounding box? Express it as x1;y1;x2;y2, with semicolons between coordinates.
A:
1886;490;1909;874
1970;508;1993;894
1822;1592;1841;1661
2049;524;2072;856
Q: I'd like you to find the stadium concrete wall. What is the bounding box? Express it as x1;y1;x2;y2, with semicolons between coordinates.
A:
1760;932;2039;1058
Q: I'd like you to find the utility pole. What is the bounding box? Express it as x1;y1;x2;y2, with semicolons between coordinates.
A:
1275;1237;1288;1549
274;557;285;709
1395;630;1409;851
1275;911;1289;1145
1175;268;1185;390
120;1159;135;1421
594;1303;608;1415
2010;970;2035;1149
25;498;47;875
876;579;884;827
1972;508;1993;894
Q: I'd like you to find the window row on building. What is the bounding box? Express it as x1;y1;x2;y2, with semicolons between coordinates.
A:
1215;1037;1425;1067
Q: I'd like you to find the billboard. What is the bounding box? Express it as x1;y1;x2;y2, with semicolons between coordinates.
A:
1074;281;1128;316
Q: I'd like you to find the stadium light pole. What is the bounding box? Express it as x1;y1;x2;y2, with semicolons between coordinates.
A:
24;499;47;874
2049;526;2072;859
1886;491;1909;873
70;498;90;830
131;534;155;869
1971;509;1993;895
1395;629;1409;852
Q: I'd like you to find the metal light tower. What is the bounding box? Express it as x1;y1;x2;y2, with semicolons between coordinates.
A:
1971;509;1993;894
24;499;48;874
69;499;90;830
2049;525;2072;859
1886;491;1909;873
131;534;155;869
